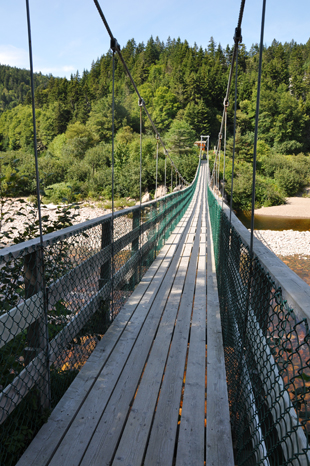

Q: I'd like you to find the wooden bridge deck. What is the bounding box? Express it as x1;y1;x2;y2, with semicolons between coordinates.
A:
17;163;233;466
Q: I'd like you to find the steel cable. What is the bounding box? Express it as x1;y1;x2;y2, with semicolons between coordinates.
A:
210;0;245;186
25;0;51;407
250;0;267;254
111;50;115;317
229;45;239;224
92;0;189;186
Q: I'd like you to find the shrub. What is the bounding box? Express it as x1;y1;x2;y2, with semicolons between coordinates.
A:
44;182;81;204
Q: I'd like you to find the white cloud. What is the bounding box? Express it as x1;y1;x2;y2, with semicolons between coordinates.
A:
33;65;76;77
0;44;29;68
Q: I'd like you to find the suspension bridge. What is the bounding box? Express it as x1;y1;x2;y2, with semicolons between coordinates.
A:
2;0;310;465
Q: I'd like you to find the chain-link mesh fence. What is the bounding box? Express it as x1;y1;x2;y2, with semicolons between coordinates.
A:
0;165;199;466
208;185;310;466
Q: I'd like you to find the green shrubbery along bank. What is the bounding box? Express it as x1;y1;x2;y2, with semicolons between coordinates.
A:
1;36;310;209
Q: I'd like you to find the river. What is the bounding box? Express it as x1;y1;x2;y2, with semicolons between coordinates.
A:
237;211;310;286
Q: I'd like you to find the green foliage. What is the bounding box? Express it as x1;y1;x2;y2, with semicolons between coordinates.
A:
0;64;50;114
44;182;81;204
2;36;310;207
166;119;196;155
226;164;285;210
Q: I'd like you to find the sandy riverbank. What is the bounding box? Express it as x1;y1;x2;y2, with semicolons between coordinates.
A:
254;197;310;218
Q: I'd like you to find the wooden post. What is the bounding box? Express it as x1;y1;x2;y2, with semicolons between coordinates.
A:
24;248;50;409
99;219;112;290
99;219;112;326
130;208;140;288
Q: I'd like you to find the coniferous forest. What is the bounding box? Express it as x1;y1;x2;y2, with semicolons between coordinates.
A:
1;36;310;209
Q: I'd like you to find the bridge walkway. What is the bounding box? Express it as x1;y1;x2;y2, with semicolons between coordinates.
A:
17;162;233;466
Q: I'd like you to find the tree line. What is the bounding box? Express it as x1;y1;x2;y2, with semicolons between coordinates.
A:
1;36;310;208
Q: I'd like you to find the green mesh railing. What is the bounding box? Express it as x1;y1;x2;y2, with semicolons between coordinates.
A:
208;185;310;466
0;162;199;466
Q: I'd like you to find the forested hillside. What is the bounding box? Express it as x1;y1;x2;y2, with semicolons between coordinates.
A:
1;36;310;208
0;64;50;113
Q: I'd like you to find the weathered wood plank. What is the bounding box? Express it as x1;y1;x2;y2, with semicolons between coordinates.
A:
47;205;195;466
15;226;184;466
78;196;198;466
175;179;207;466
112;188;202;466
143;184;202;466
16;164;201;466
206;196;234;466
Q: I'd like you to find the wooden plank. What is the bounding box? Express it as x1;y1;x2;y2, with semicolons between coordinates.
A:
47;202;196;466
112;187;202;466
78;193;199;466
206;195;234;466
16;166;200;466
175;176;207;466
143;182;202;466
16;226;184;466
0;292;43;348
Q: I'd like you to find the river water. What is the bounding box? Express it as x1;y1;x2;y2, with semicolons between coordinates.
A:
237;211;310;285
237;211;310;231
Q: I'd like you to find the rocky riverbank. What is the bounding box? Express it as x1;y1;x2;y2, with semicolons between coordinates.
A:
253;229;310;257
2;198;310;258
0;199;112;246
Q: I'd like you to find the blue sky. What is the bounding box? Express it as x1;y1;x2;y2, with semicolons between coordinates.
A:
0;0;309;78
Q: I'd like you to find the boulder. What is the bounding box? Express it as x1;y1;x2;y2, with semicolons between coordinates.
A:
142;192;151;203
155;185;167;198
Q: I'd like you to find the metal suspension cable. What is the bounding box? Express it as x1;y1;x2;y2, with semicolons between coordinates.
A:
111;50;116;317
155;136;159;200
139;101;143;206
250;0;267;254
229;45;239;224
164;155;167;195
222;108;227;209
223;0;246;127
210;0;245;185
218;146;221;193
25;0;50;407
92;0;189;186
26;0;44;249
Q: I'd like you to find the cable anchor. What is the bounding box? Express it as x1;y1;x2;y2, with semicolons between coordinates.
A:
138;97;144;107
234;27;242;44
110;38;120;52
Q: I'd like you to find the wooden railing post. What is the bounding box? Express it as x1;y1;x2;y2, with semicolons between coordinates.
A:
99;218;112;290
98;218;112;326
131;208;140;288
24;248;50;409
